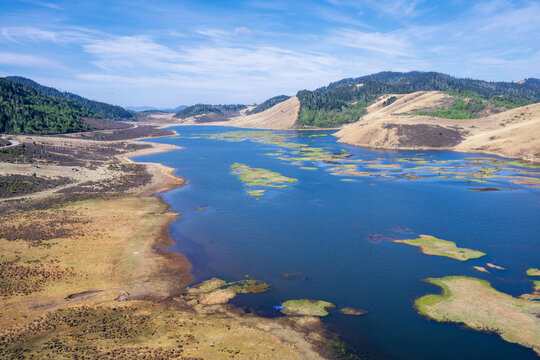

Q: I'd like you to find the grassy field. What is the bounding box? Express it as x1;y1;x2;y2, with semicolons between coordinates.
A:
416;276;540;356
0;195;328;359
394;235;486;261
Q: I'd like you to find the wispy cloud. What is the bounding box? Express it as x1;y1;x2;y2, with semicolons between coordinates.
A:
0;51;62;67
1;0;538;106
20;0;62;10
330;29;412;56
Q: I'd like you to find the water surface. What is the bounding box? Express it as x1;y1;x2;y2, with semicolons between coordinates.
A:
134;126;540;360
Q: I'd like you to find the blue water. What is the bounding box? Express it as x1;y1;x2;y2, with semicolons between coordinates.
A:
134;126;540;360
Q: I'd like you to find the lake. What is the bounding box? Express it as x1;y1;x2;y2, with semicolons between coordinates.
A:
133;125;540;360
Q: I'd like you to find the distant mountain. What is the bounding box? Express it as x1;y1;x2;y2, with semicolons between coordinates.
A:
0;78;96;134
296;71;540;127
126;105;187;113
246;95;290;115
5;76;134;119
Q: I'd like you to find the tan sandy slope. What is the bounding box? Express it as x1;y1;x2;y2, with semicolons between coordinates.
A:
335;91;540;162
174;96;300;129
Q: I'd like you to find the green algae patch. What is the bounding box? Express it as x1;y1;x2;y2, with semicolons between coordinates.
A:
339;307;367;316
300;166;317;170
230;163;297;188
246;189;266;198
416;276;540;356
394;235;486;261
527;268;540;277
280;299;335;317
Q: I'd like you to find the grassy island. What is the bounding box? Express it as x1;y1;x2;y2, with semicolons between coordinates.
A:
280;299;335;317
230;163;297;190
339;307;367;316
416;276;540;356
394;235;486;261
527;268;540;276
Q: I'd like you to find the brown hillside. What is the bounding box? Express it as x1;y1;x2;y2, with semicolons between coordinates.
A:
335;91;540;162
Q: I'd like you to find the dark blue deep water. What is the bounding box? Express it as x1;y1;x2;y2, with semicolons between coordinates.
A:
134;126;540;360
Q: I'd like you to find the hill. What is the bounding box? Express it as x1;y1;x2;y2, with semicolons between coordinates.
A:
174;104;247;121
0;78;96;134
246;95;290;115
334;91;540;161
6;76;134;120
296;71;540;128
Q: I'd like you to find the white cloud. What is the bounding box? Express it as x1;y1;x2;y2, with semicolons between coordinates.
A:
0;51;61;67
234;27;252;37
330;29;412;56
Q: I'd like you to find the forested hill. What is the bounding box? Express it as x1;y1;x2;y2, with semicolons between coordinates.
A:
174;104;247;119
317;72;540;100
297;71;540;127
5;76;133;120
0;78;96;134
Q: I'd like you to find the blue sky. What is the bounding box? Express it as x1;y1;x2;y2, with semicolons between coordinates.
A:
0;0;539;107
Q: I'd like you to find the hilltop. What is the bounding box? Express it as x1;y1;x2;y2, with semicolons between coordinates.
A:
6;76;134;120
0;78;96;134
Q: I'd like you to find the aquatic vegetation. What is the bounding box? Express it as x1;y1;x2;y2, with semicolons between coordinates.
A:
392;157;429;165
527;268;540;277
394;235;486;261
280;272;307;280
416;276;540;356
246;189;266;197
195;205;208;211
486;263;505;270
280;299;335;316
368;233;401;243
230;163;297;188
473;266;490;273
390;226;414;234
339;307;367;316
198;130;540;190
467;187;502;192
366;164;400;169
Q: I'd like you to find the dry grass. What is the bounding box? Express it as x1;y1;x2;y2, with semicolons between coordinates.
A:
416;276;540;356
0;130;329;359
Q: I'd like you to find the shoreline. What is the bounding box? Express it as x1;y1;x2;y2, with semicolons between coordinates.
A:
0;128;331;358
123;138;195;297
334;136;540;163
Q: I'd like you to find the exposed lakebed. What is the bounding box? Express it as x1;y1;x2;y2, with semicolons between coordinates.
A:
134;126;540;360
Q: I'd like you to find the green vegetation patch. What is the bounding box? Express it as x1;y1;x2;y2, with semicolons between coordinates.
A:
280;299;335;316
416;276;540;356
394;235;486;261
246;189;266;198
527;268;540;277
339;307;367;316
230;163;297;188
